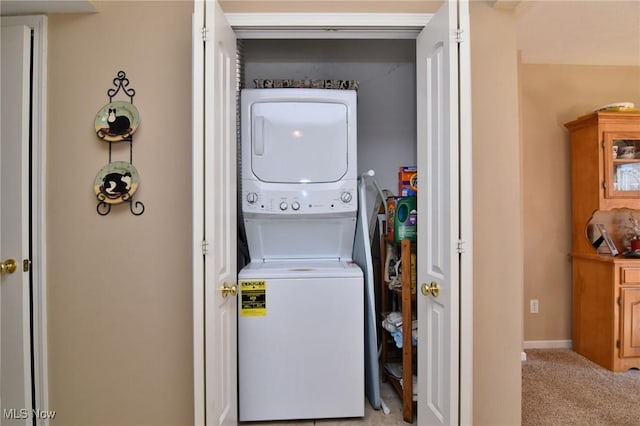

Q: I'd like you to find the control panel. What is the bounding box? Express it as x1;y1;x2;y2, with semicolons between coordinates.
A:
242;180;357;215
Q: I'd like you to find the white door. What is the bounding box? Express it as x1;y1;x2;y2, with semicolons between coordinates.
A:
193;1;238;425
416;1;472;425
1;24;33;426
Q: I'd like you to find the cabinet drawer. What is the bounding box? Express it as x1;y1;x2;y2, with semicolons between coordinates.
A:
620;267;640;284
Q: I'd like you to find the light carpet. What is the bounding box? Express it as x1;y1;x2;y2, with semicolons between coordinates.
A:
522;349;640;426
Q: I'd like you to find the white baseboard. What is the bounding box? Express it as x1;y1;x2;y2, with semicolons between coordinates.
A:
523;340;572;349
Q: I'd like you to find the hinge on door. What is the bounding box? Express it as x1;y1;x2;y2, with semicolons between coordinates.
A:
618;297;622;305
201;27;208;43
455;28;464;43
23;259;31;272
201;240;209;256
616;340;621;349
456;240;466;254
603;181;607;190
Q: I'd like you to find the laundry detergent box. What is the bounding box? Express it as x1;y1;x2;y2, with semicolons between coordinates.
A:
394;196;417;243
398;166;417;196
386;196;400;242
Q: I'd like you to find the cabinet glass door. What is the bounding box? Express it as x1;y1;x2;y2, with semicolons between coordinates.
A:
605;132;640;198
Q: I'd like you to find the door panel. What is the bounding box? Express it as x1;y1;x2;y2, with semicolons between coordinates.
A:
416;1;462;425
203;1;238;425
193;1;240;424
621;288;640;358
1;24;33;426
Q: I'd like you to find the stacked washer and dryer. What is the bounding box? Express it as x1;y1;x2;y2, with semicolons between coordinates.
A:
238;88;364;421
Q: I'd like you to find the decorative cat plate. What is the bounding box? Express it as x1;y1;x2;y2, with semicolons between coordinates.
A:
94;100;140;142
94;161;139;204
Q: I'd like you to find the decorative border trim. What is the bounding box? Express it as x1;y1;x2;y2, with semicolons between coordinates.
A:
225;12;432;28
226;13;432;39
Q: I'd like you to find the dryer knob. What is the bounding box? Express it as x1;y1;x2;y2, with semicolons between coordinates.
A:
291;201;300;211
340;192;353;203
279;201;288;211
247;192;258;204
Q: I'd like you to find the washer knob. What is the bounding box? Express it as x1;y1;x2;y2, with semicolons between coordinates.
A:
246;192;258;204
340;192;353;203
291;201;300;211
279;201;288;211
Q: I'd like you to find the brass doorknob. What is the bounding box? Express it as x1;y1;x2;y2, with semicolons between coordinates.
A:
221;283;237;298
421;281;440;298
421;283;429;296
0;259;17;275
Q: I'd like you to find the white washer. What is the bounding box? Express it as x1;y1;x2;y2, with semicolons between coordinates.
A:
238;88;364;421
238;260;364;421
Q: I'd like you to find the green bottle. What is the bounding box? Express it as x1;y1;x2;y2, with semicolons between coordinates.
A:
394;196;417;242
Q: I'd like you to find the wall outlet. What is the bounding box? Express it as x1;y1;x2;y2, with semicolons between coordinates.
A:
530;299;539;314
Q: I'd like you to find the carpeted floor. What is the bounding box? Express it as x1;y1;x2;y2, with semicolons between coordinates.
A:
522;349;640;426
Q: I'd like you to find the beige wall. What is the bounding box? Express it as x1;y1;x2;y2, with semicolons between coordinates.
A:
470;3;522;425
45;1;523;426
47;2;194;425
520;64;640;342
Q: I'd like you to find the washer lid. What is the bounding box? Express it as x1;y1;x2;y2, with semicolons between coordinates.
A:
250;101;349;183
239;260;363;279
243;214;357;261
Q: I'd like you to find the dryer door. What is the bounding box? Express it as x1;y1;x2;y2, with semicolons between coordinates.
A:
250;101;349;183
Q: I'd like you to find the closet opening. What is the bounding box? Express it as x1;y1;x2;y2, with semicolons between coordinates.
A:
237;37;417;265
236;36;419;421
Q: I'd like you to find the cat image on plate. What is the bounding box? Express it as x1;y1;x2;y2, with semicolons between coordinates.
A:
106;108;131;136
101;171;132;199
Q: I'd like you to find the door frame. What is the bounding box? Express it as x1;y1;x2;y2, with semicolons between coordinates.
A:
1;14;49;423
226;13;433;39
194;9;473;425
228;18;473;423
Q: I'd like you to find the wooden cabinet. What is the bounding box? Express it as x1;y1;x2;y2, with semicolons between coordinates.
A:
565;112;640;371
565;112;640;254
571;256;640;371
379;239;416;422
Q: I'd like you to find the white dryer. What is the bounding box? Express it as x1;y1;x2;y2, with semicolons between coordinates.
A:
238;88;364;421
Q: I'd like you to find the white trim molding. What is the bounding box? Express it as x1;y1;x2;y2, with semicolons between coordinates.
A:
193;10;472;426
523;340;573;350
191;2;205;424
225;12;432;27
522;340;574;361
1;14;49;426
225;12;432;39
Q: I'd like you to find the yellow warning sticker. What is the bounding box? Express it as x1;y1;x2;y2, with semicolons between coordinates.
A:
240;280;266;317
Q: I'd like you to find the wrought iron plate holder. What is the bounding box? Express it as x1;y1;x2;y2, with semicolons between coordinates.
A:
95;70;145;216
